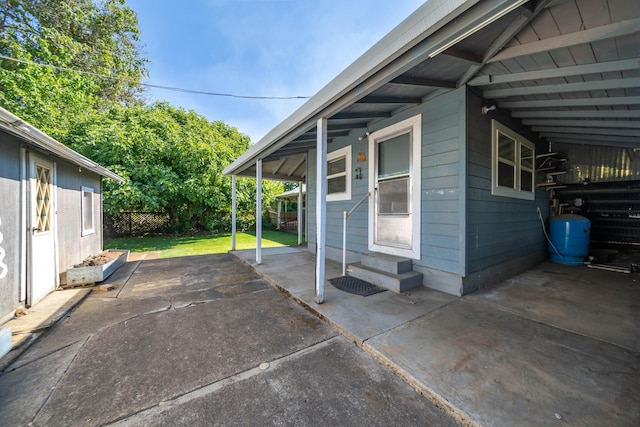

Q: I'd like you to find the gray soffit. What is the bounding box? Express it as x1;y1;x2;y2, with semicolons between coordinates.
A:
0;107;124;183
224;0;640;180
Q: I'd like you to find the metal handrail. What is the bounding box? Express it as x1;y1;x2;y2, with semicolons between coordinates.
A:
342;191;371;276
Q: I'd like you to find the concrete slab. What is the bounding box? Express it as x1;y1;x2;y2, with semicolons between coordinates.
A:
5;288;90;336
120;253;262;300
366;299;640;427
470;261;640;351
0;339;85;426
233;248;456;343
1;251;464;426
33;290;337;426
0;288;90;369
300;285;456;344
114;336;461;427
8;295;173;370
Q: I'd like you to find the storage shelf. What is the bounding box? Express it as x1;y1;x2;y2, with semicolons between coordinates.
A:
554;180;640;244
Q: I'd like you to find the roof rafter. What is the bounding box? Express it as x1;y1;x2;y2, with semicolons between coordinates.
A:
439;48;482;64
512;110;640;118
389;75;456;88
533;126;640;137
488;17;640;63
523;119;640;129
457;0;552;86
330;112;391;120
500;96;640;109
483;77;640;98
547;138;638;149
469;58;640;86
272;158;288;175
540;132;638;144
288;156;306;177
356;96;422;104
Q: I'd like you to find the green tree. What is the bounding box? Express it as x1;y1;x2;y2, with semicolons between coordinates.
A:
66;102;283;232
0;0;147;138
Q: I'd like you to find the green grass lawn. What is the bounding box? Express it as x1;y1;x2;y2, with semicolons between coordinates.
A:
104;230;302;258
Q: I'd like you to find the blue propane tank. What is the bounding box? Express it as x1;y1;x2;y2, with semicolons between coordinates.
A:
548;214;590;265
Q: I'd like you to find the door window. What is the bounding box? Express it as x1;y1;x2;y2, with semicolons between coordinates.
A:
34;163;52;233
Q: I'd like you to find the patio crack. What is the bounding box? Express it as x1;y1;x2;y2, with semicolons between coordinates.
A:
104;335;343;426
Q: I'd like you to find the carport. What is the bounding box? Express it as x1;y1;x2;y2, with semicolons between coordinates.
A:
224;0;640;300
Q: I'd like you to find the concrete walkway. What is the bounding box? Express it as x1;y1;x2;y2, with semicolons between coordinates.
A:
0;253;460;426
232;246;640;427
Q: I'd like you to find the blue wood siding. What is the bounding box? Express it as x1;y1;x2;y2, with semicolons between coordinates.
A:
307;135;371;256
307;88;467;276
304;87;551;294
465;90;548;274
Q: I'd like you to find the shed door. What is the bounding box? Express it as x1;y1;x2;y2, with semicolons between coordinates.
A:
29;153;57;305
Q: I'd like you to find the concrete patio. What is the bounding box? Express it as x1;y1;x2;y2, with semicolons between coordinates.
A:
232;246;640;426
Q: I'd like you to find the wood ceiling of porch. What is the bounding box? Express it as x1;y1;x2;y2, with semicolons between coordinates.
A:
238;0;639;182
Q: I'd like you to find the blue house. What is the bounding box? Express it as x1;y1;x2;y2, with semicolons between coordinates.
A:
224;0;640;301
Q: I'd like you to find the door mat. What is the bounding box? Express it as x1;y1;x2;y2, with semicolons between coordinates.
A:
328;276;386;296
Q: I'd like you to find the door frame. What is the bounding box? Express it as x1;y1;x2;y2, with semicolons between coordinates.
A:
368;114;422;259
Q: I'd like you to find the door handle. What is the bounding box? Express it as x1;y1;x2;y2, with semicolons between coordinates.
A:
32;227;41;232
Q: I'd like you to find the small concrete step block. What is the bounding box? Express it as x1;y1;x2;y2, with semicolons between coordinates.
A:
0;327;12;358
348;263;423;293
361;253;413;274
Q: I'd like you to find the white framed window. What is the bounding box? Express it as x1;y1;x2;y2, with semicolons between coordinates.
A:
81;186;95;236
326;145;351;201
491;120;535;200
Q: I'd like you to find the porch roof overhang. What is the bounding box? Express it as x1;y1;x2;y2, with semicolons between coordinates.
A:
223;0;640;181
0;107;124;183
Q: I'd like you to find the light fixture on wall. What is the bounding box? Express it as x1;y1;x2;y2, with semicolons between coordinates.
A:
358;131;370;141
481;104;496;115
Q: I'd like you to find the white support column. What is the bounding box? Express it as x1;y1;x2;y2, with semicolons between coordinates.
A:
315;118;328;304
256;160;262;265
231;175;237;251
297;181;303;245
277;199;282;230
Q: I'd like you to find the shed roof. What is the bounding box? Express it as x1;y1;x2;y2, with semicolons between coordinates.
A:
276;184;306;201
223;0;640;181
0;107;124;183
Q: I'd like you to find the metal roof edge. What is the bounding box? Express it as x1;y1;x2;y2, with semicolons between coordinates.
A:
223;0;479;176
0;106;124;184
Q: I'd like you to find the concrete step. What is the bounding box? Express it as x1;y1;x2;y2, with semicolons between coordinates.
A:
361;253;413;275
348;263;423;293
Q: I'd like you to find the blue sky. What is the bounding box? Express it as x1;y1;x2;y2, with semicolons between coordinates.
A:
127;0;425;143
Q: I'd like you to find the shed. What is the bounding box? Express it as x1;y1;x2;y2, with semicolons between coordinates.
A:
224;0;639;301
0;107;123;322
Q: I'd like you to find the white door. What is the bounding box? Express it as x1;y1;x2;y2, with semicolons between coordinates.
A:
29;153;57;305
368;115;421;259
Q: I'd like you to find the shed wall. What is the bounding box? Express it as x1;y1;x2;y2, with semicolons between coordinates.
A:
56;161;103;271
0;133;22;320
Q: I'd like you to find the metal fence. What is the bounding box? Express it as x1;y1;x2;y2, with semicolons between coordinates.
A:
104;212;171;237
103;210;264;237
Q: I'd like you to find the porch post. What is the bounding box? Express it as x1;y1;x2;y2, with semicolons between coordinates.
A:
315;118;327;304
297;181;303;245
277;199;281;230
256;159;262;265
231;175;237;251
